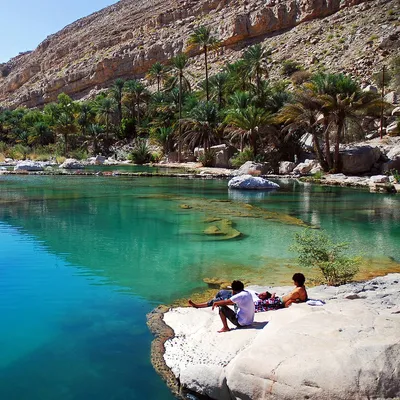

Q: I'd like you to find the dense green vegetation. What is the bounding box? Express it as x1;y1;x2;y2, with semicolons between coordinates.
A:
0;27;394;170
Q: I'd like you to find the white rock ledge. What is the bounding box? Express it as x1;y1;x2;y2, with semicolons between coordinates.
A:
163;274;400;400
228;175;280;190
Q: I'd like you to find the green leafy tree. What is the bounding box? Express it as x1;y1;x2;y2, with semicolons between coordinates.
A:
243;44;271;95
170;53;191;162
54;112;77;155
291;229;360;286
181;101;220;152
187;26;220;102
123;80;150;135
224;105;271;156
95;97;117;140
110;78;125;125
277;89;328;171
146;62;169;92
77;103;96;136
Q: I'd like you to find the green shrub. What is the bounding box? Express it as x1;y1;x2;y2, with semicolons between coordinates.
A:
390;169;400;183
70;149;88;160
198;149;215;167
130;140;151;164
291;229;360;286
0;141;8;154
8;144;30;160
281;60;303;77
230;147;254;168
313;170;324;180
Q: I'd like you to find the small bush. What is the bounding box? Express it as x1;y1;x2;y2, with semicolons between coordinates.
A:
281;60;303;77
151;151;162;163
390;169;400;183
312;170;324;180
291;229;360;286
291;70;312;85
130;140;151;164
69;149;88;160
230;147;254;168
198;149;215;167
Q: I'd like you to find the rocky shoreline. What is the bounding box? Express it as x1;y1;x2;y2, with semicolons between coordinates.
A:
152;274;400;400
1;162;399;194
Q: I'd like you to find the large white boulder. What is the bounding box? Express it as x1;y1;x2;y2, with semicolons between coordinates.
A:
235;161;273;176
228;175;280;190
279;161;296;175
14;160;44;171
163;274;400;400
59;158;84;169
292;159;320;175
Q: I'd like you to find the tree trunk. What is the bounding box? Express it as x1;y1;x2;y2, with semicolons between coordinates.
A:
312;133;328;171
205;46;209;102
323;119;333;170
178;72;183;163
334;119;343;173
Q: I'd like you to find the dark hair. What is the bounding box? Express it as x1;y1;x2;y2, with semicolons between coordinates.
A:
292;273;305;286
231;280;244;292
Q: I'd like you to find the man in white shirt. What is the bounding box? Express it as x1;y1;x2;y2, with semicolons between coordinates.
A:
212;280;255;333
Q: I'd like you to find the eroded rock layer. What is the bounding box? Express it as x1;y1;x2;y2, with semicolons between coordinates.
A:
0;0;397;108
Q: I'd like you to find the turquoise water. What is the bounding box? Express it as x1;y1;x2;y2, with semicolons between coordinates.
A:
0;175;399;399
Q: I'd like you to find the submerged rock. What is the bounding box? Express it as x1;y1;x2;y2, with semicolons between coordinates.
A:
162;274;400;400
228;175;280;190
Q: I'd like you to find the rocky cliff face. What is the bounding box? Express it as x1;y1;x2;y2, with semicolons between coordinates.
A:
0;0;398;108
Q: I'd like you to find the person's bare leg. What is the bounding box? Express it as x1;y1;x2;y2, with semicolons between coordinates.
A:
218;309;230;333
188;299;208;308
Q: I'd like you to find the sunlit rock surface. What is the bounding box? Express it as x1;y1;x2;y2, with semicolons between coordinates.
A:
163;274;400;400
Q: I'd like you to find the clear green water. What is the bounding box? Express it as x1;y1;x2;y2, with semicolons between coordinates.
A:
0;175;399;399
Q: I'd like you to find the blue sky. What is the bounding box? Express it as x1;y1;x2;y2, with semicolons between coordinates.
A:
0;0;118;63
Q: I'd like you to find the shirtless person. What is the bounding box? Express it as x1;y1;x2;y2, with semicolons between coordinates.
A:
257;273;308;309
282;272;308;307
211;280;254;333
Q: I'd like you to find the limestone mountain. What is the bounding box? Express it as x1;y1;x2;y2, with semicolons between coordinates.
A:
0;0;398;109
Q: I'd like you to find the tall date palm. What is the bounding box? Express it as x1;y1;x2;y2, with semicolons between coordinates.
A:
187;26;220;102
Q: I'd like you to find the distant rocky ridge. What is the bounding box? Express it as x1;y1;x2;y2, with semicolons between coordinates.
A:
1;0;398;108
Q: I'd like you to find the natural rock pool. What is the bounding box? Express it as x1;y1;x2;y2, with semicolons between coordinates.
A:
0;175;399;399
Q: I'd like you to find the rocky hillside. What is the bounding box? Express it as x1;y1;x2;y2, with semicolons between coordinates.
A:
0;0;399;109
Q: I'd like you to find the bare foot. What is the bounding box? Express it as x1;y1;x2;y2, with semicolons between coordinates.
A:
218;327;231;333
188;299;199;308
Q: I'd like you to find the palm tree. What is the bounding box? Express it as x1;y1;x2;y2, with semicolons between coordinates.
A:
181;101;220;152
28;121;54;146
224;106;271;156
170;53;191;162
277;90;328;171
227;91;253;110
187;26;220;102
146;62;169;92
208;72;229;109
95;97;117;139
110;78;125;125
123;80;150;135
225;60;250;93
77;103;96;136
320;83;382;172
54;112;77;155
87;123;104;155
243;44;271;95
